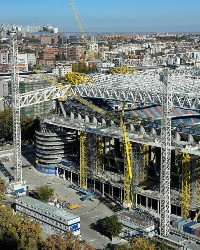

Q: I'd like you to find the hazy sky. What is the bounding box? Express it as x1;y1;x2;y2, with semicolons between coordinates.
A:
1;0;200;32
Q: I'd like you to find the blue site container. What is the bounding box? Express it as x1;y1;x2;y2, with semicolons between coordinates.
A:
183;221;197;234
190;223;200;235
173;217;185;228
170;215;181;226
178;219;191;231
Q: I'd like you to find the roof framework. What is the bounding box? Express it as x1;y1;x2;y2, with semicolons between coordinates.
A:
19;69;200;110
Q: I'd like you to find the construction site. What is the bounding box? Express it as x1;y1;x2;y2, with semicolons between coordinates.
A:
3;10;200;250
27;68;200;248
34;70;200;217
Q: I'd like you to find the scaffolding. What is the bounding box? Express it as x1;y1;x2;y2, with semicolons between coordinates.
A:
181;153;191;218
80;131;87;188
139;144;149;183
96;135;104;174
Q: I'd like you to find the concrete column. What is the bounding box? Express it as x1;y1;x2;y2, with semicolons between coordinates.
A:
70;172;73;183
92;116;97;125
94;180;95;190
102;182;105;197
158;200;160;214
110;120;114;126
111;186;113;198
130;124;135;132
188;134;194;143
120;188;123;203
63;170;66;180
102;118;106;125
78;174;79;186
150;127;157;135
78;113;82;121
175;131;181;141
85;115;90;123
70;112;75;120
146;197;148;208
140;125;145;134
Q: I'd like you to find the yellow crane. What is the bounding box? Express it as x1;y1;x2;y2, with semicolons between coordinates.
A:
69;0;87;42
34;70;140;207
69;0;96;61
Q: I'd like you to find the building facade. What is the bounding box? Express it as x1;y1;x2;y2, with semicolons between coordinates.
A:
52;64;72;77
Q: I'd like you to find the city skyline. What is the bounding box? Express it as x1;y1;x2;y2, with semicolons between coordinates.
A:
1;0;200;32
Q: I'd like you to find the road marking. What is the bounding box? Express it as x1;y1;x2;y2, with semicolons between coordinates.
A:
91;215;99;218
80;211;91;215
89;239;96;242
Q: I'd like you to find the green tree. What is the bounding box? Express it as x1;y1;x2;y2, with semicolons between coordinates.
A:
0;178;6;198
99;215;123;238
35;185;54;202
40;232;94;250
0;108;39;142
130;237;156;250
0;204;42;249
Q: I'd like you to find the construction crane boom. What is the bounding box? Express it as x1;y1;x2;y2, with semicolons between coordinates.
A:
69;0;87;41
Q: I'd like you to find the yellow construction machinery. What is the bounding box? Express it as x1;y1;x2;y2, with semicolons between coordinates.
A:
66;203;80;209
64;72;95;85
34;69;140;207
109;67;138;74
109;60;138;74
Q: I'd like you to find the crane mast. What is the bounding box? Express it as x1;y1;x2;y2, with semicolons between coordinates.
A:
10;29;22;182
160;71;173;236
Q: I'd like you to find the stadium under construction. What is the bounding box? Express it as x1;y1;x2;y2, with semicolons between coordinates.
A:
33;69;200;223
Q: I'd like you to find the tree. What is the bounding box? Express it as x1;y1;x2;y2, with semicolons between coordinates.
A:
0;204;42;249
0;178;6;199
98;215;123;238
115;238;156;250
35;185;54;202
0;108;39;143
130;237;156;250
40;232;94;250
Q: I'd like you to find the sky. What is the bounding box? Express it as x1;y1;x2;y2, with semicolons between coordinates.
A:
1;0;200;33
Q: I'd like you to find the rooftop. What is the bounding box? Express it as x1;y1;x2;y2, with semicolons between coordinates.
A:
16;196;80;222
